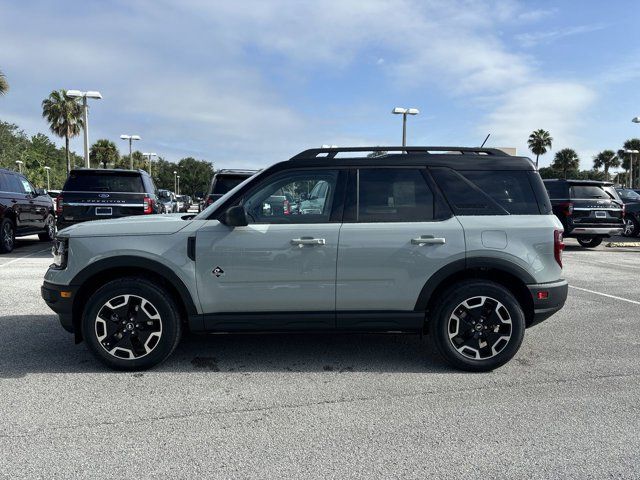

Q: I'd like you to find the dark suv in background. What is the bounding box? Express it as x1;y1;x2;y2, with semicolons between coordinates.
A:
203;169;257;208
0;168;55;253
56;169;159;230
544;179;624;248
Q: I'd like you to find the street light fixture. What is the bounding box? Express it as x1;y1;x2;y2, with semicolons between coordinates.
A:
120;134;141;169
632;117;640;124
44;166;51;190
142;152;157;176
15;160;23;173
392;107;419;147
66;90;102;168
625;149;639;188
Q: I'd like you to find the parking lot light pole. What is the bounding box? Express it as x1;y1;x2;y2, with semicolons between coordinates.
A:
392;107;419;147
625;149;639;188
120;134;141;169
44;166;51;190
15;160;23;173
177;175;180;195
173;170;177;193
142;152;157;177
66;90;102;168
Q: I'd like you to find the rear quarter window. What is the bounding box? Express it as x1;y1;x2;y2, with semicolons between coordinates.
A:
543;181;567;199
63;173;144;192
460;170;540;215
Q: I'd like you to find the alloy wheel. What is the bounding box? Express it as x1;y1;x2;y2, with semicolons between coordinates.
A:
2;222;14;251
447;296;512;360
95;294;163;360
624;219;636;236
46;215;55;239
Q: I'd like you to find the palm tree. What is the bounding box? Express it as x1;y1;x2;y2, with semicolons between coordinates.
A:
0;70;8;96
527;129;553;169
90;139;120;168
622;138;640;187
42;90;84;175
592;150;619;180
551;148;580;178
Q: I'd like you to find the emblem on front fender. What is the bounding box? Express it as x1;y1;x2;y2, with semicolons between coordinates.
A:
212;266;225;277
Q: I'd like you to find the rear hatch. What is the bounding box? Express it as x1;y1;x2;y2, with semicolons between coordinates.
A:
207;174;252;205
59;170;147;224
569;184;624;227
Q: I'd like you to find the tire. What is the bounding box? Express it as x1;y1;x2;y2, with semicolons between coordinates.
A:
0;218;15;254
429;280;526;372
576;236;603;248
82;277;182;370
623;217;639;237
38;214;56;241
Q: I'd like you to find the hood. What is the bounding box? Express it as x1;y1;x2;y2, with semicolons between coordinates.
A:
57;214;192;238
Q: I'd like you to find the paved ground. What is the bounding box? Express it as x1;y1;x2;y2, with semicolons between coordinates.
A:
1;235;639;479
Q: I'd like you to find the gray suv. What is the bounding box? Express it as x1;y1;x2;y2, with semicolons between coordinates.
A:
42;147;568;371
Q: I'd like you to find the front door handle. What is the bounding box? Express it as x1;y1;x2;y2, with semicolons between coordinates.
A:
411;235;446;246
291;237;326;247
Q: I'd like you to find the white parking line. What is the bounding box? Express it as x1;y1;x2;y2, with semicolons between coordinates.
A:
0;248;51;268
570;285;640;306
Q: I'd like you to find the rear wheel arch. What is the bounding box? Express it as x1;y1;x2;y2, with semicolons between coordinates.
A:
70;257;198;342
416;259;535;328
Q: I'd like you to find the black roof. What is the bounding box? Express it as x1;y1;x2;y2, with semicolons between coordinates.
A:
279;146;534;171
543;178;614;186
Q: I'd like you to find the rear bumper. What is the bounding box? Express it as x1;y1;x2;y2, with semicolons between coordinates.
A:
527;279;568;327
566;226;623;237
41;281;77;333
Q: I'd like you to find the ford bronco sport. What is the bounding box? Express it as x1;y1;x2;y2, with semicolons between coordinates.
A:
42;146;568;371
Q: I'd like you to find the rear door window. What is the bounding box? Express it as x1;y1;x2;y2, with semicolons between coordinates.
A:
2;172;25;194
63;173;144;192
356;168;434;222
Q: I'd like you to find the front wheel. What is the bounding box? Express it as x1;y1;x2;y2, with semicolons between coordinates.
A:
429;280;526;372
82;278;182;370
623;217;639;237
38;214;56;241
576;236;603;248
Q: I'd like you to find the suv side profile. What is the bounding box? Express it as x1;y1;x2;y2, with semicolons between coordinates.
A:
42;147;568;372
1;168;55;253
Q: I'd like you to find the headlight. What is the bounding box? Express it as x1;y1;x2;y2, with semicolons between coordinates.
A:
51;239;68;269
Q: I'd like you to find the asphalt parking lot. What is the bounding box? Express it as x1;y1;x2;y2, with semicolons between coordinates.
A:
1;236;639;479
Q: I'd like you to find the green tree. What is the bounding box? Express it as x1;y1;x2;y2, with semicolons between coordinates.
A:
592;150;619;180
551;148;580;178
41;90;84;175
527;129;553;169
620;139;640;187
90;139;120;168
116;150;146;170
0;70;8;96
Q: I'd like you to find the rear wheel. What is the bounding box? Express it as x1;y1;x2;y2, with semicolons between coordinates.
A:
82;277;182;370
429;280;526;372
576;236;603;248
623;217;639;237
0;218;15;253
38;214;56;241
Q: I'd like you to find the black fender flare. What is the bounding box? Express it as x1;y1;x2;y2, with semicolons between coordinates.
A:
414;257;536;311
70;255;198;315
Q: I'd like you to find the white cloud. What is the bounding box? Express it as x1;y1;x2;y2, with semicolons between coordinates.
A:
516;24;608;48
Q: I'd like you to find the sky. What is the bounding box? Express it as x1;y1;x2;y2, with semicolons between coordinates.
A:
1;0;639;170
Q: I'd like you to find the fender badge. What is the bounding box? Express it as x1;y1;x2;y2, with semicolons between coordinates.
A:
212;266;225;277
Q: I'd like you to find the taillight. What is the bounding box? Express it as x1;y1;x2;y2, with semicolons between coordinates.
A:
558;201;573;216
143;195;153;214
56;195;63;215
554;230;564;268
207;197;213;205
283;199;290;215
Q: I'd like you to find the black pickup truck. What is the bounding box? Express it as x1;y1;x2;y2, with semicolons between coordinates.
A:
544;179;624;248
56;169;160;230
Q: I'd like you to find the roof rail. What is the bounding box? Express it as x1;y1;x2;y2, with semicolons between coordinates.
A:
291;146;508;160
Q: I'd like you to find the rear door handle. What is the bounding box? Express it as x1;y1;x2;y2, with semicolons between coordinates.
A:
411;235;446;246
291;237;326;247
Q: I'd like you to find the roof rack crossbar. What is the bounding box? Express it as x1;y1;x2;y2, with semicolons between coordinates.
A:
291;146;507;160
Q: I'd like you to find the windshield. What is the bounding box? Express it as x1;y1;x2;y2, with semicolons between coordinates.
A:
616;188;640;200
212;175;252;195
195;172;259;219
64;172;144;192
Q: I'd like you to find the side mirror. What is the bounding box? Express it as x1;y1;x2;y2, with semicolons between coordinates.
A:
35;188;46;196
223;205;248;227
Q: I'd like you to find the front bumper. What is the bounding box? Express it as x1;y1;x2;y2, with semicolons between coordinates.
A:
41;281;77;333
566;226;623;237
527;279;568;327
